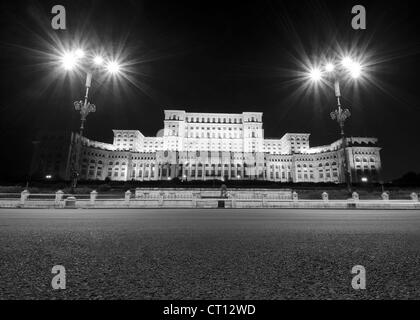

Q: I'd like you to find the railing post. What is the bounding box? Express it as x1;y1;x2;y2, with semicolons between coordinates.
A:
410;192;419;202
230;192;236;208
125;190;131;205
352;192;359;201
159;191;164;207
135;188;141;199
192;192;198;208
20;190;30;206
381;192;389;201
262;193;266;208
322;192;329;202
90;190;98;206
55;190;64;206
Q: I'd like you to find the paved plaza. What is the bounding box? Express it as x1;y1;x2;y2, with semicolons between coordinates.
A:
0;208;419;299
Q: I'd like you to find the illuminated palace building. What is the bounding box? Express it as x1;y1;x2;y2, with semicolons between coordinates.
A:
31;110;382;183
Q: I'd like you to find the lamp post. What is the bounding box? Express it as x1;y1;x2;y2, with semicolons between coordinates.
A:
61;49;121;190
330;78;352;193
71;71;96;190
308;56;363;193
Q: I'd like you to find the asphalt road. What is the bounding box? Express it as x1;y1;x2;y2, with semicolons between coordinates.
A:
0;208;419;300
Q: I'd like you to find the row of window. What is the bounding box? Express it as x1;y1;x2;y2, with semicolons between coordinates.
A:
355;157;376;163
115;134;136;139
183;117;249;123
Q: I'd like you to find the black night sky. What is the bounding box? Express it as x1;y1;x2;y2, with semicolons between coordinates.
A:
0;0;419;181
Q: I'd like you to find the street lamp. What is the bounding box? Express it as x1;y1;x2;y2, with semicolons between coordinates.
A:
60;49;121;190
307;55;364;193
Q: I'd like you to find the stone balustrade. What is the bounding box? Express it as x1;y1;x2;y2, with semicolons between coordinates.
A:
7;189;420;209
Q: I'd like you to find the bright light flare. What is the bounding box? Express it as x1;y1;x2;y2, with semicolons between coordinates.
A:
341;56;363;78
349;62;362;78
309;68;322;81
342;56;353;68
325;63;335;72
93;56;104;66
75;49;85;58
61;52;77;70
106;61;121;74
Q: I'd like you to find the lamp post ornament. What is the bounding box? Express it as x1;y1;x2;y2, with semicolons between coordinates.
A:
74;72;96;136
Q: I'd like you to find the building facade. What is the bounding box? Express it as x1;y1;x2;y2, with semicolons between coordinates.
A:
31;110;382;183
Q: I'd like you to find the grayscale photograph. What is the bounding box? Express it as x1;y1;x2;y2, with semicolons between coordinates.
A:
0;0;419;313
